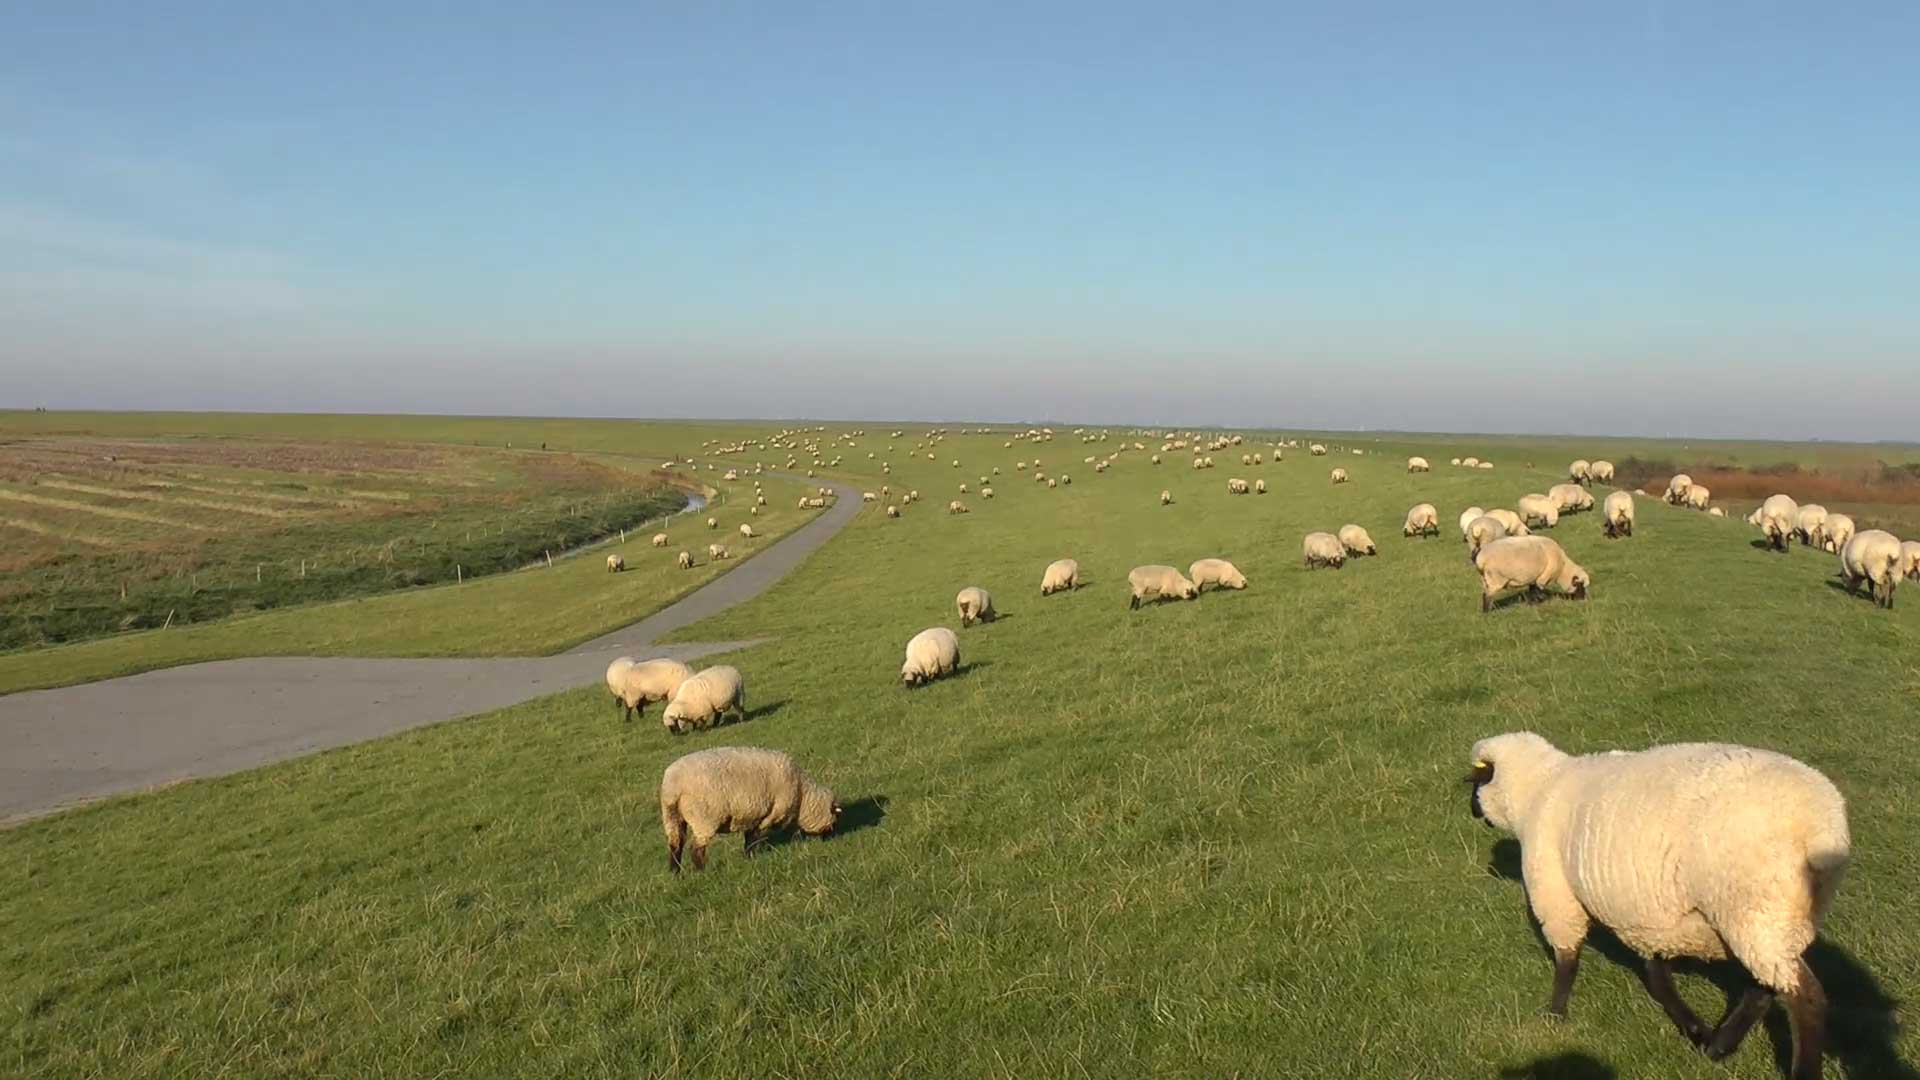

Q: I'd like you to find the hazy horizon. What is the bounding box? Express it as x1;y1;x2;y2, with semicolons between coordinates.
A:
5;4;1916;441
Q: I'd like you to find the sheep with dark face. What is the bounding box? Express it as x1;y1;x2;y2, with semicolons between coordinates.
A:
661;747;840;872
1473;536;1589;612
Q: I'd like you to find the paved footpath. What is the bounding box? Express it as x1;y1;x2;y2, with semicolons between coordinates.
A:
0;475;862;823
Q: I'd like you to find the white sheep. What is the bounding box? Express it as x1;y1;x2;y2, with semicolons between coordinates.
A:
1459;506;1486;540
1759;494;1800;551
956;586;997;626
1465;732;1847;1079
1462;456;1480;468
1796;504;1829;547
1602;490;1634;538
1302;532;1346;569
1684;484;1713;511
1664;474;1694;505
1902;540;1920;581
1473;535;1590;612
1188;558;1247;592
1407;456;1430;472
678;550;694;568
1227;478;1249;494
738;523;756;540
1485;508;1531;538
1041;558;1080;595
1589;460;1615;483
1450;457;1462;467
1568;459;1591;484
1254;478;1267;494
1337;524;1377;556
1477;460;1494;470
948;500;969;514
652;533;669;547
1548;483;1593;513
606;553;625;572
1330;467;1349;484
606;656;696;723
901;627;961;686
1160;489;1173;506
1518;493;1561;529
660;746;840;872
708;543;730;560
1465;515;1510;562
661;665;747;732
1127;565;1198;608
1403;503;1440;537
1310;443;1328;456
1821;513;1855;553
1839;530;1902;609
885;505;900;519
707;516;718;529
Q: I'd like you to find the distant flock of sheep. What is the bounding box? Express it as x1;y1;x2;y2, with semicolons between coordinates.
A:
625;427;1909;1077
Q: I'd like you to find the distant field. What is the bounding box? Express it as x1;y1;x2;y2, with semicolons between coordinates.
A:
3;418;1915;1078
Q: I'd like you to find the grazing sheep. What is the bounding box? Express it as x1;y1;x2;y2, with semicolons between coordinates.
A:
1839;530;1902;609
708;543;730;560
1902;540;1920;581
955;586;997;626
1310;443;1328;456
678;550;694;568
1473;535;1590;612
1685;484;1713;512
1465;515;1510;562
1450;457;1463;467
1160;489;1173;505
660;746;840;872
606;553;626;572
1759;495;1800;552
1549;484;1594;513
901;627;961;686
661;665;747;733
1188;558;1248;592
1254;478;1267;494
739;523;756;540
1338;524;1377;556
1485;508;1531;537
1227;478;1250;494
1569;459;1591;484
1302;532;1346;569
885;505;900;519
1330;467;1349;484
1664;474;1694;505
1477;461;1494;470
652;533;669;547
1462;456;1480;468
1403;503;1440;537
1127;565;1199;608
1465;733;1847;1079
606;657;696;723
948;500;969;514
707;516;718;529
1041;558;1081;595
1796;504;1830;547
1408;456;1431;473
1459;506;1487;539
958;482;969;494
1708;507;1725;517
1821;514;1855;552
1603;490;1634;538
1589;460;1615;483
1518;494;1561;529
1151;454;1161;464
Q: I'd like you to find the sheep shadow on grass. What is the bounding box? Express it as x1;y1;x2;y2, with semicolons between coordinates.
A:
760;795;889;853
1822;577;1896;608
1485;840;1918;1079
1497;1052;1615;1080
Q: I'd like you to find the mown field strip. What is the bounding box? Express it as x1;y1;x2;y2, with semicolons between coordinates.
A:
0;489;215;530
0;515;115;547
38;479;290;519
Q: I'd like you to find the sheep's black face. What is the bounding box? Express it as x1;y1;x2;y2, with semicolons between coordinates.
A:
1465;760;1495;821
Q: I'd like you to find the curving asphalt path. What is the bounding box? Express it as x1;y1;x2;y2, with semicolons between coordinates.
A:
0;474;863;824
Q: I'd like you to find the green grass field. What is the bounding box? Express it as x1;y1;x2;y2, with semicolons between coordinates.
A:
3;418;1918;1078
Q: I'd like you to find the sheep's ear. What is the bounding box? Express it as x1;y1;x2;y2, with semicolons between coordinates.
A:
1464;759;1494;784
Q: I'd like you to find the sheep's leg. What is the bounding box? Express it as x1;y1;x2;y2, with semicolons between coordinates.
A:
1783;959;1827;1080
742;828;762;856
1641;955;1710;1047
667;825;685;874
690;842;709;871
1548;946;1582;1017
1481;591;1493;613
1703;983;1774;1060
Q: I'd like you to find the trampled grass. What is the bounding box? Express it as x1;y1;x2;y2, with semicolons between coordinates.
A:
2;421;1917;1078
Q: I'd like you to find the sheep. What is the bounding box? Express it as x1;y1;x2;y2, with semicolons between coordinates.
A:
652;533;669;547
1602;490;1634;538
678;550;694;568
1684;484;1712;511
1403;503;1440;537
660;665;746;732
1048;478;1059;488
1708;507;1726;517
738;523;756;540
1473;535;1590;612
707;516;718;529
1569;459;1591;484
1227;478;1250;494
1838;530;1902;609
1548;483;1593;513
948;500;969;514
1796;504;1830;547
958;482;969;493
885;505;900;519
1254;478;1267;495
1039;558;1082;596
1459;506;1487;539
1160;489;1173;506
1407;456;1431;472
1188;558;1248;592
901;627;961;686
1760;495;1800;552
1664;474;1694;505
1903;540;1920;581
1450;457;1463;467
1464;733;1848;1079
1589;460;1615;483
1302;531;1346;569
1477;460;1494;470
1310;443;1328;456
862;491;876;502
606;553;625;572
981;486;994;499
1461;456;1479;468
1821;514;1855;553
606;656;696;723
1338;524;1377;556
1518;494;1561;529
1127;565;1199;608
1465;515;1510;562
955;586;997;626
708;543;730;560
1330;467;1349;484
1151;454;1161;464
660;746;840;872
1485;508;1531;537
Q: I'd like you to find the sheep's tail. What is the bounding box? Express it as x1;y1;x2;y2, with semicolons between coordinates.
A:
1804;814;1851;929
661;792;687;849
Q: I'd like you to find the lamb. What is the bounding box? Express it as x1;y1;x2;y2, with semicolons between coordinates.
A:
652;533;669;547
1664;474;1694;505
1127;564;1199;608
1464;732;1848;1079
708;543;730;560
1465;515;1509;562
901;627;961;686
1485;508;1531;537
1459;506;1487;539
1403;503;1440;537
955;586;997;626
1473;535;1590;612
1188;558;1248;592
1338;524;1377;556
1902;540;1920;581
606;656;696;723
948;500;969;514
1602;490;1634;538
1302;531;1346;569
1518;494;1560;529
1330;467;1349;484
1548;483;1593;513
1041;558;1081;595
660;747;840;872
1160;489;1173;505
678;550;694;568
1684;484;1713;511
1838;530;1902;609
1821;513;1855;553
1589;460;1615;483
606;553;625;572
1569;459;1591;484
1760;495;1800;552
1796;504;1830;547
1407;456;1430;472
660;665;747;732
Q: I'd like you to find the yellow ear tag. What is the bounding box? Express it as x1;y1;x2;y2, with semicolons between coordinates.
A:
1473;760;1489;769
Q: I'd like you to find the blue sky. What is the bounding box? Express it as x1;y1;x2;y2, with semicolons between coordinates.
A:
3;3;1916;438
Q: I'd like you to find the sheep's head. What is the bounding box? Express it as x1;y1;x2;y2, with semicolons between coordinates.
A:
798;784;840;836
1465;732;1566;832
661;702;691;732
1561;561;1591;600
